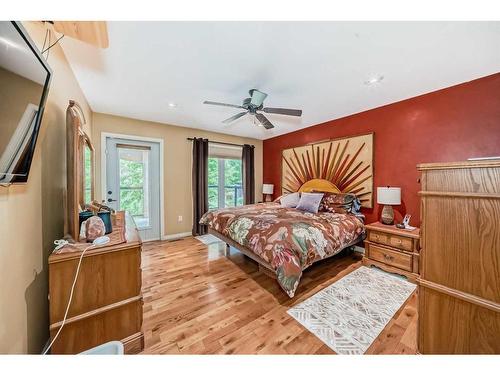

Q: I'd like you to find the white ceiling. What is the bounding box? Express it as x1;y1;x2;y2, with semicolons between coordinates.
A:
60;21;500;140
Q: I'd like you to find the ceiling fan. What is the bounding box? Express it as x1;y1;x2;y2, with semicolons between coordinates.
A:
203;89;302;129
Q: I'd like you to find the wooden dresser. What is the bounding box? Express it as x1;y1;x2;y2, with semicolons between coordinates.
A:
363;222;420;282
418;160;500;354
48;214;144;354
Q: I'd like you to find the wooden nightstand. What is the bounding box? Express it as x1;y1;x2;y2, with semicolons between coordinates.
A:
363;221;420;283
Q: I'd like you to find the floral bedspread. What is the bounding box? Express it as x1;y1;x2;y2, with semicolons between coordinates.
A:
199;203;365;297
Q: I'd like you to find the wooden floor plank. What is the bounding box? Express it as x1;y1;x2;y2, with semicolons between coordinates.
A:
141;237;417;354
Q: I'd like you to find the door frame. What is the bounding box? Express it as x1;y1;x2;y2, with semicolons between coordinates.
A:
101;132;165;241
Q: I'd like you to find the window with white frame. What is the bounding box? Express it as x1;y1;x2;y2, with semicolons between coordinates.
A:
208;144;243;210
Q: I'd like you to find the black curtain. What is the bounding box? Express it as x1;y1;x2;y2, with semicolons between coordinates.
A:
192;138;209;236
242;144;255;205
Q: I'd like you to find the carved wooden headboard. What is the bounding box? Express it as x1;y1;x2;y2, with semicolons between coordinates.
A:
297;178;341;193
281;133;374;207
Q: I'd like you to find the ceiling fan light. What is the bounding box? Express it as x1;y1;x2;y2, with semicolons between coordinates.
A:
250;89;268;106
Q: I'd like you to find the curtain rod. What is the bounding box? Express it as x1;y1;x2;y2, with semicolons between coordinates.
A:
186;137;254;148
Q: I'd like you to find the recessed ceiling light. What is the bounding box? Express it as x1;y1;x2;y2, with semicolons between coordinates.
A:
364;75;384;85
167;102;177;108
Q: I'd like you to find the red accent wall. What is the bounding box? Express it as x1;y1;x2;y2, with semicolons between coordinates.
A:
263;73;500;224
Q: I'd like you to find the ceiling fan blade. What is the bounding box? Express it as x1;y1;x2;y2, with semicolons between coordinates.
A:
262;107;302;116
249;89;268;107
255;113;274;129
203;101;245;109
222;112;248;124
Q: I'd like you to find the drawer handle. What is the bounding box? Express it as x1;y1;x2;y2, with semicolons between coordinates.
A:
394;239;402;244
383;254;394;261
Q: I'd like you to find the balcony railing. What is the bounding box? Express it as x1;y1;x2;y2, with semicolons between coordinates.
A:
208;184;243;210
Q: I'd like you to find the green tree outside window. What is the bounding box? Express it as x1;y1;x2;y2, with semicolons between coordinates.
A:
208;157;243;209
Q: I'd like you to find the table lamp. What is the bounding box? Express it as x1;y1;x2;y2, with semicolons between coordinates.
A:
377;186;401;225
262;184;274;202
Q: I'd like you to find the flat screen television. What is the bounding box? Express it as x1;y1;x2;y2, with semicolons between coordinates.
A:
0;21;52;184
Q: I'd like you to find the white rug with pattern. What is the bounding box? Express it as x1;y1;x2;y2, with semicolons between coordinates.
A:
287;266;416;354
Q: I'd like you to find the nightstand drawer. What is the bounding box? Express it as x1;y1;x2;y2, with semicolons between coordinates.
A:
369;230;413;252
368;231;389;245
367;243;413;272
388;234;413;252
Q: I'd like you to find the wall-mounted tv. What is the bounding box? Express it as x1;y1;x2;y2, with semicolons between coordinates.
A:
0;21;52;184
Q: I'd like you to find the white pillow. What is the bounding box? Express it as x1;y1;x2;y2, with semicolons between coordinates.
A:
296;192;324;214
280;192;301;208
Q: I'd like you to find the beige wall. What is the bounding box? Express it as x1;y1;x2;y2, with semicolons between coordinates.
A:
0;22;92;353
92;113;263;236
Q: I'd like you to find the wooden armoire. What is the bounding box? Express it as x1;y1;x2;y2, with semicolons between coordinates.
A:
418;160;500;354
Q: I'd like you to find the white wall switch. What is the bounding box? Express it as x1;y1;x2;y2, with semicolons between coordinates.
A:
178;215;183;222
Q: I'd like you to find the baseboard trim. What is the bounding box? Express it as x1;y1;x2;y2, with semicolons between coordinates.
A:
162;232;192;241
122;332;144;354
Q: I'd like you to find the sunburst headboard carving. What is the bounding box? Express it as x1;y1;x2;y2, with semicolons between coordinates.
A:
281;133;374;208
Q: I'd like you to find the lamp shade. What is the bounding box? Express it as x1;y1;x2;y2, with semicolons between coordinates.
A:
262;184;274;194
377;187;401;205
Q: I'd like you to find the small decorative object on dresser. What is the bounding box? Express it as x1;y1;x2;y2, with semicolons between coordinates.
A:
363;221;420;283
84;216;106;242
262;183;274;202
377;186;401;225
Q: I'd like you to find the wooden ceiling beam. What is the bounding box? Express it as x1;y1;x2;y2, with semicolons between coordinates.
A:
53;21;109;48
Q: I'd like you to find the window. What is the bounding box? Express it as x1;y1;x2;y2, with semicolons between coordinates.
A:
83;144;92;204
118;146;150;228
208;157;243;210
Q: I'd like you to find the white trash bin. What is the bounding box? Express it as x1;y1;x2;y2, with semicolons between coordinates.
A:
80;341;124;355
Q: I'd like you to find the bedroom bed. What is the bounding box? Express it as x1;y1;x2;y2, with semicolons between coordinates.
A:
200;183;366;298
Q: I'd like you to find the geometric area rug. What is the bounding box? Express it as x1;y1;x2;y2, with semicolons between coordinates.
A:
287;266;416;354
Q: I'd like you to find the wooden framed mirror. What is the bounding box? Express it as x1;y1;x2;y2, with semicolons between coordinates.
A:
66;100;95;240
80;133;94;207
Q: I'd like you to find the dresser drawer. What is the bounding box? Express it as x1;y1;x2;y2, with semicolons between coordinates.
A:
367;243;413;272
369;230;413;252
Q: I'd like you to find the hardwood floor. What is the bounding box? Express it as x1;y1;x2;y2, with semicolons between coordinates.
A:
141;237;418;354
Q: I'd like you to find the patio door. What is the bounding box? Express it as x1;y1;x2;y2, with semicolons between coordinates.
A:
105;136;161;241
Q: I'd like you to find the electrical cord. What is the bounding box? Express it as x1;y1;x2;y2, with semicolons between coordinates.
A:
41;27;49;54
42;236;109;355
53;239;69;251
46;30;50;60
41;33;65;55
39;21;64;62
43;242;94;354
